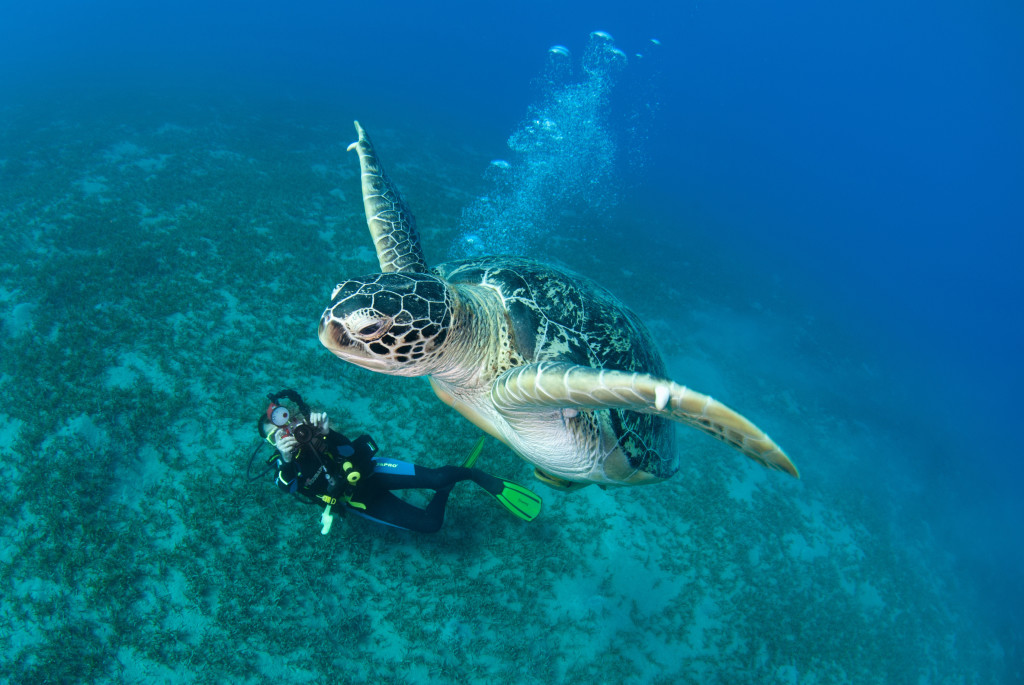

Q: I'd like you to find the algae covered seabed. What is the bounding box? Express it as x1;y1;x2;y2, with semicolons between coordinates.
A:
0;93;1006;683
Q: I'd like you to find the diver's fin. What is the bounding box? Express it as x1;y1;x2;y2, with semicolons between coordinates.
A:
462;436;486;468
489;480;543;522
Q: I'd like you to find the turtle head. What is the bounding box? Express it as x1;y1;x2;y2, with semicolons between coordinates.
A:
318;272;452;376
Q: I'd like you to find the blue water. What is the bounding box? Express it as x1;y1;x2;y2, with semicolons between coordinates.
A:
2;1;1021;682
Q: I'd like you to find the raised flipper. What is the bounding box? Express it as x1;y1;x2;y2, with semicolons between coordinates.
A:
347;121;428;274
491;361;799;478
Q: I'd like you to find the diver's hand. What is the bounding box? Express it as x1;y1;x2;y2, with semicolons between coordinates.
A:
310;412;330;435
274;432;299;460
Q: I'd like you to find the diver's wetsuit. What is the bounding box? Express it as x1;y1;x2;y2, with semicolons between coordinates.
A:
276;428;500;533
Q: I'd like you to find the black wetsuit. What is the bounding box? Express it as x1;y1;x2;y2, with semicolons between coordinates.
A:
276;427;500;533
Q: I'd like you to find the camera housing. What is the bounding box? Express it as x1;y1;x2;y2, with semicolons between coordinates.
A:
289;421;314;445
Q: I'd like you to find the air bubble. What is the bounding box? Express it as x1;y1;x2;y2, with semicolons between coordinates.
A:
451;32;657;259
459;233;486;256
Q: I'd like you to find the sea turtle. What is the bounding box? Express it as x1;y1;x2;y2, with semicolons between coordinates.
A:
318;121;798;490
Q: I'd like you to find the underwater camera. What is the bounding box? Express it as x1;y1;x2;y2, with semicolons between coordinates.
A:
265;390;320;448
285;419;315;446
249;388;321;480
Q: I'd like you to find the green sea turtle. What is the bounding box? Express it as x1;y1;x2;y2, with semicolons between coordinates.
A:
318;121;798;490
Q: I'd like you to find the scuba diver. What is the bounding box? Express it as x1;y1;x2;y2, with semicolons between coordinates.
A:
248;389;543;534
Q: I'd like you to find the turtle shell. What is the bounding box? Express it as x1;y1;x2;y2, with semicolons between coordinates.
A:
435;255;677;479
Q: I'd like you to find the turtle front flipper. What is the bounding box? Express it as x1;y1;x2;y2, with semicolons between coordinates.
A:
347;121;428;273
492;361;799;478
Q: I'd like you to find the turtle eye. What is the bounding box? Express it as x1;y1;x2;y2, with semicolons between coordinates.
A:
348;309;392;341
359;322;383;337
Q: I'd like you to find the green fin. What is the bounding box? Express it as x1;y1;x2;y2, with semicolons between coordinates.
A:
489;480;543;522
462;436;486;468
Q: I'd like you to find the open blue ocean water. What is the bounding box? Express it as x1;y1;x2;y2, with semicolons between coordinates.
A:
1;1;1021;683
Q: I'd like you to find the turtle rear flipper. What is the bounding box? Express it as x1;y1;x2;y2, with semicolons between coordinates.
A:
491;361;799;478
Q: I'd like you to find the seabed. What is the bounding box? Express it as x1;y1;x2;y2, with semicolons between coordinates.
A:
0;94;1006;683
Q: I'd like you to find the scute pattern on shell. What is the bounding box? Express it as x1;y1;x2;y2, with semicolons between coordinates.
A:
436;255;677;478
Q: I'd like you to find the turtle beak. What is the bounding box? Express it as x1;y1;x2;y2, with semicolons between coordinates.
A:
319;312;353;350
318;311;353;356
317;310;398;373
